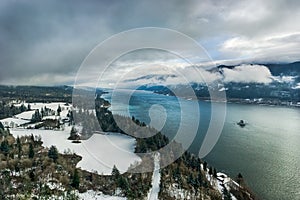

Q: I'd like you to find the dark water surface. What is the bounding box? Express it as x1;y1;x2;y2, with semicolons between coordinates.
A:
102;89;300;200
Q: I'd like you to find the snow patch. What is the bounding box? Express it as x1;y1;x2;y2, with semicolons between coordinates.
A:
0;118;30;128
201;164;238;200
78;190;126;200
15;110;35;120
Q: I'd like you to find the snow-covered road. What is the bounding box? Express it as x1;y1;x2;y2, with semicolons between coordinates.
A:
147;153;161;200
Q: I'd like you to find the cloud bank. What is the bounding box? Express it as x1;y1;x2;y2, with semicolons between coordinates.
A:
0;0;300;86
222;64;273;84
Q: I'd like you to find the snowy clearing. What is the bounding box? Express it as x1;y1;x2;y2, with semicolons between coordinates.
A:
14;102;71;111
0;117;30;128
15;102;71;120
1;102;72;128
11;126;141;175
6;102;141;175
15;110;36;120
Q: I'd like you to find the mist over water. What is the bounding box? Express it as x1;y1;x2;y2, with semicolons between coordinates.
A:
102;89;300;200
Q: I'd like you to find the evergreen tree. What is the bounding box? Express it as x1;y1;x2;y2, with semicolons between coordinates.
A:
17;136;22;158
203;161;207;171
237;173;244;185
238;173;243;179
0;140;9;156
197;172;203;187
41;107;44;118
187;174;194;186
27;104;31;111
71;169;80;189
209;166;213;176
193;175;200;189
0;121;4;130
44;106;48;116
70;111;74;124
69;126;77;140
223;186;232;200
48;145;59;162
57;105;62;116
67;110;74;125
29;170;36;181
20;104;27;112
111;165;120;179
28;143;34;159
0;122;5;136
31;110;42;122
213;168;217;178
118;176;129;191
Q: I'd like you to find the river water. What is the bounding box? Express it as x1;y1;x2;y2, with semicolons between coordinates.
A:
102;89;300;200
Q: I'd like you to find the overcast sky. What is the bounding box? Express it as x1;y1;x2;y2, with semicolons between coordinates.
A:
0;0;300;86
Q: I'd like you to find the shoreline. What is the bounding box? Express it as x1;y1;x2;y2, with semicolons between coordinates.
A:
152;91;300;109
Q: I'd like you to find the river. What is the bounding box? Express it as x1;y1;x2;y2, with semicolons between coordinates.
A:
102;89;300;200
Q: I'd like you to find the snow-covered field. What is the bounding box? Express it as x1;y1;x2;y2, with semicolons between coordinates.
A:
15;102;71;119
4;102;141;175
15;110;36;120
1;102;71;128
11;126;141;175
35;102;71;118
15;102;71;112
0;117;30;128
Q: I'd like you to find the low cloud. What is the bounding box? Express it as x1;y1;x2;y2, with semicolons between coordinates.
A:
272;75;297;83
97;61;298;88
222;64;273;84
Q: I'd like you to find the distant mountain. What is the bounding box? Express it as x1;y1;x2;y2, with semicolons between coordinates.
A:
217;61;300;73
141;62;300;104
124;74;177;82
0;85;73;102
264;61;300;76
217;61;300;81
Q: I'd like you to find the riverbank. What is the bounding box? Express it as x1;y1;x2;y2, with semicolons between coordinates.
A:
153;90;300;108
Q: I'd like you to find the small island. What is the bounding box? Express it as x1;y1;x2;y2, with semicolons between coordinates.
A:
237;120;246;127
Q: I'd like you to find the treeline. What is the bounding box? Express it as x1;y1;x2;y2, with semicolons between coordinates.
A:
0;85;74;120
0;85;73;103
0;102;29;119
0;125;81;199
1;120;152;200
159;153;222;200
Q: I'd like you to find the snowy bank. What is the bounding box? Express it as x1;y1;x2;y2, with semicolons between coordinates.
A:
10;125;141;175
